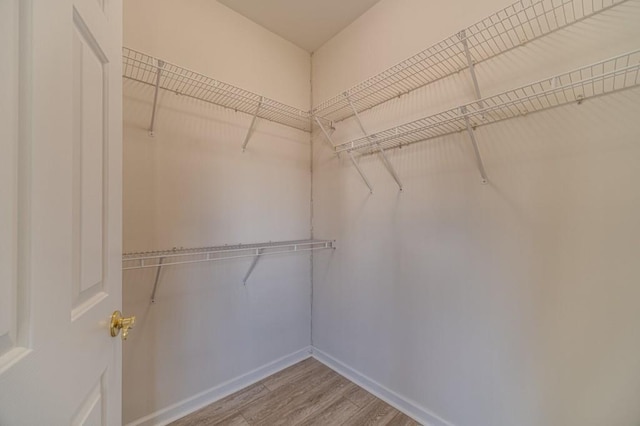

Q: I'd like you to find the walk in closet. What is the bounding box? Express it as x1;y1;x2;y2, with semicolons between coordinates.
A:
120;0;640;425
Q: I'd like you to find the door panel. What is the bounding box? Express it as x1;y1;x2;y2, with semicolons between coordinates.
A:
0;0;16;354
71;371;106;426
0;0;29;372
0;0;123;424
71;6;108;316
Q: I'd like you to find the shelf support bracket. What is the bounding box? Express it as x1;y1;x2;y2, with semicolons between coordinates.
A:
345;93;403;191
458;30;484;111
149;59;165;137
347;151;374;194
314;116;339;156
459;31;488;184
242;97;263;152
316;110;371;192
461;106;488;184
243;249;261;285
150;257;164;303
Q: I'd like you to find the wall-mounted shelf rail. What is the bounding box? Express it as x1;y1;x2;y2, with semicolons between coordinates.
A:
122;47;312;138
312;0;629;123
334;50;640;158
122;239;335;302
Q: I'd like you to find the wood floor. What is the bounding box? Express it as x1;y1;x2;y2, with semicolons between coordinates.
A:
170;357;420;426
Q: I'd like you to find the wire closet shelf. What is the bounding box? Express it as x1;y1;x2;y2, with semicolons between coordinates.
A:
122;239;335;271
312;0;629;123
122;47;312;132
334;49;640;154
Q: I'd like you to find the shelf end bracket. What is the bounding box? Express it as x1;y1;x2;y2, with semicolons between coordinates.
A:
314;116;340;157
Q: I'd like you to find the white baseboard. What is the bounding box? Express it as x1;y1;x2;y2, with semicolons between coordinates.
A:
311;347;454;426
125;345;453;426
125;346;312;426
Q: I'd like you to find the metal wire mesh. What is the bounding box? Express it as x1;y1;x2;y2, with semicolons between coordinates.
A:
335;49;640;153
123;47;311;132
313;0;629;122
122;240;335;270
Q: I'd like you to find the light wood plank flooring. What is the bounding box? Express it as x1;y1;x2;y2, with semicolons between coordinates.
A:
170;358;421;426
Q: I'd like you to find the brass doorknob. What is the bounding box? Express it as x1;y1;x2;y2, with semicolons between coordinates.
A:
110;310;136;340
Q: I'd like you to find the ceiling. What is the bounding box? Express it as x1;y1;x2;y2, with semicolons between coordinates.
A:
217;0;382;52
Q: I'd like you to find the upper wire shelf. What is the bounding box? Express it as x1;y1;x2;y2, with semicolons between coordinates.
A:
335;49;640;154
123;47;312;132
122;239;335;271
312;0;629;123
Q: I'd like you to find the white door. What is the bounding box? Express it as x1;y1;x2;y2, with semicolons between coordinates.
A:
0;0;125;424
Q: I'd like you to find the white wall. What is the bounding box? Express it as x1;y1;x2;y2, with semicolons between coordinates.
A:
122;1;312;423
311;1;640;425
124;0;310;110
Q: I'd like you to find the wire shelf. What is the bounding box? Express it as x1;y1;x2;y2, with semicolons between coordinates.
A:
335;50;640;154
122;239;335;271
123;47;312;132
312;0;629;123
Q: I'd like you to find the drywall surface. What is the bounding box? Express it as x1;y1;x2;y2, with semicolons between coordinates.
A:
311;1;640;425
124;0;310;110
122;1;312;423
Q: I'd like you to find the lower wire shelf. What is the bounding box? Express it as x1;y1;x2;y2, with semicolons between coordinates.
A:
122;239;336;302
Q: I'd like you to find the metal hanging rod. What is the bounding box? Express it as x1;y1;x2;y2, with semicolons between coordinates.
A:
122;47;312;133
123;239;336;301
334;50;640;155
312;0;630;123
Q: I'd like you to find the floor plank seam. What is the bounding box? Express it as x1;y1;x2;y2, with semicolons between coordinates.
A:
259;380;274;392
